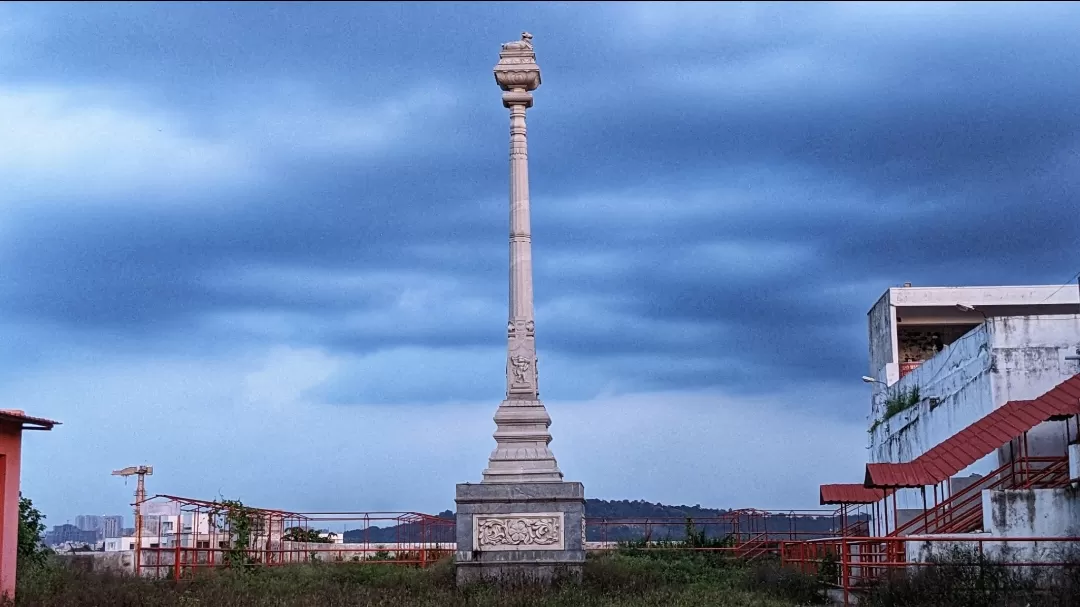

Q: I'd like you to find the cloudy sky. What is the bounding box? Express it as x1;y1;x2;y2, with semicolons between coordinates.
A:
4;1;1080;526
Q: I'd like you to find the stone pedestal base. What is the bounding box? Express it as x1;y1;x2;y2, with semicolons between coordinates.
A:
454;482;586;586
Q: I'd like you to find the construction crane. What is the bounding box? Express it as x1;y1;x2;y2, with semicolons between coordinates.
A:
112;465;153;547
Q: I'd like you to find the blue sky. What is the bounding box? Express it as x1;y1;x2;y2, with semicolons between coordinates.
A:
4;1;1080;526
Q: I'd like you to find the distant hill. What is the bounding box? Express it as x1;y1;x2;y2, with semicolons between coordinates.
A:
340;498;849;544
585;498;733;519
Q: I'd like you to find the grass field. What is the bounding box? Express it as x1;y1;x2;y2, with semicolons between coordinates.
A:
17;546;1080;606
11;550;821;607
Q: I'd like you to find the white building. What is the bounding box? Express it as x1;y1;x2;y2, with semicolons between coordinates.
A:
855;284;1080;537
104;511;215;552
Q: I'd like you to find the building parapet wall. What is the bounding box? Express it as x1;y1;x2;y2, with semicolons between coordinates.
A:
868;315;1080;512
868;291;896;385
870;324;992;463
984;489;1080;538
989;315;1080;458
870;316;1080;463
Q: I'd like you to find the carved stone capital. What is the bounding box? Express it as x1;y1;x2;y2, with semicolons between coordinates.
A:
474;513;565;551
494;32;541;93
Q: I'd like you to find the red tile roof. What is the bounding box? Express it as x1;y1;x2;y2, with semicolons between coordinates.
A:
865;374;1080;489
0;410;60;430
819;483;890;505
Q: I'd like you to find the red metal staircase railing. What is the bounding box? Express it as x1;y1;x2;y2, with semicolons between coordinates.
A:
890;456;1069;537
735;531;775;560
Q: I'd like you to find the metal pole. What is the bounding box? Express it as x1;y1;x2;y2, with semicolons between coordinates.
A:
1024;432;1032;488
841;538;850;606
892;492;899;534
134;492;143;577
174;511;181;582
921;486;927;532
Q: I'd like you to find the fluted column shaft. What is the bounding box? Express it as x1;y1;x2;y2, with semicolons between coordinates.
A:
482;33;562;483
505;99;539;401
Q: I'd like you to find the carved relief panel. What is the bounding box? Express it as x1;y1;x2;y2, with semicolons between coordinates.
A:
506;318;538;395
474;512;565;551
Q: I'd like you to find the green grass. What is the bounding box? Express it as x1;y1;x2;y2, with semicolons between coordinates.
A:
12;551;823;607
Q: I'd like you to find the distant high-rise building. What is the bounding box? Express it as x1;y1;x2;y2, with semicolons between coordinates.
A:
44;524;98;547
102;515;124;539
75;515;104;532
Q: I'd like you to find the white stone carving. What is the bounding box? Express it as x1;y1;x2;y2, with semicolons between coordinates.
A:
581;517;586;547
501;32;533;51
482;33;563;484
494;32;541;95
475;513;564;551
509;355;531;384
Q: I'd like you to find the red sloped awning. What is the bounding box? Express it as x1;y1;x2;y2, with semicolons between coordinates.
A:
865;373;1080;489
0;410;60;431
863;462;939;489
819;483;889;505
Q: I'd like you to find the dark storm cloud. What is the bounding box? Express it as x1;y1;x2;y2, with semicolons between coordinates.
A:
4;2;1080;406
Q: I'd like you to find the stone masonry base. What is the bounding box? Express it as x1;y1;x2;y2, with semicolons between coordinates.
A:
454;481;586;586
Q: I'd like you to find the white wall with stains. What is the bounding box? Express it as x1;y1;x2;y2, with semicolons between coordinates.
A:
984;488;1080;538
866;313;1080;513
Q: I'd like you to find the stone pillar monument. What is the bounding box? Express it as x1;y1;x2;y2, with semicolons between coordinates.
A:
454;32;586;585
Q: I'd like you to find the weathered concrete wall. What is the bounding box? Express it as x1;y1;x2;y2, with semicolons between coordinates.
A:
984;488;1080;538
868;290;896;385
889;285;1080;310
904;534;1075;567
870;323;991;460
56;551;134;574
870;325;994;511
1070;443;1080;482
868;315;1080;512
988;315;1080;460
275;541;452;563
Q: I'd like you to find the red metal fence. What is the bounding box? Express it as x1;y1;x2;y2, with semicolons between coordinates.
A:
134;495;454;579
781;535;1080;605
129;494;1080;606
890;456;1070;537
584;509;850;558
130;496;852;577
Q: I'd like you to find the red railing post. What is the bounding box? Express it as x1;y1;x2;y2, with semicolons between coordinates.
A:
840;539;850;606
420;517;428;568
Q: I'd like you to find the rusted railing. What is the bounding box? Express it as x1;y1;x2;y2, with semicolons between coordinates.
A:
891;456;1069;537
781;535;1080;606
133;496;454;579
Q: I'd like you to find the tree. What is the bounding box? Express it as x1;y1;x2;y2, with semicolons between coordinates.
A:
282;527;333;543
18;493;51;567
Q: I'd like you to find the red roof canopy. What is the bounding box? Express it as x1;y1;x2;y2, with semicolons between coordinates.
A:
865;374;1080;489
0;410;59;431
819;483;890;505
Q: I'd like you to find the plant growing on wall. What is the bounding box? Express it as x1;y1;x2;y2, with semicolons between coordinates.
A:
869;385;922;434
209;498;258;571
884;386;921;419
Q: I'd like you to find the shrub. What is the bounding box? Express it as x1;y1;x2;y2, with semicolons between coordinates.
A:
862;545;1080;607
740;558;825;605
